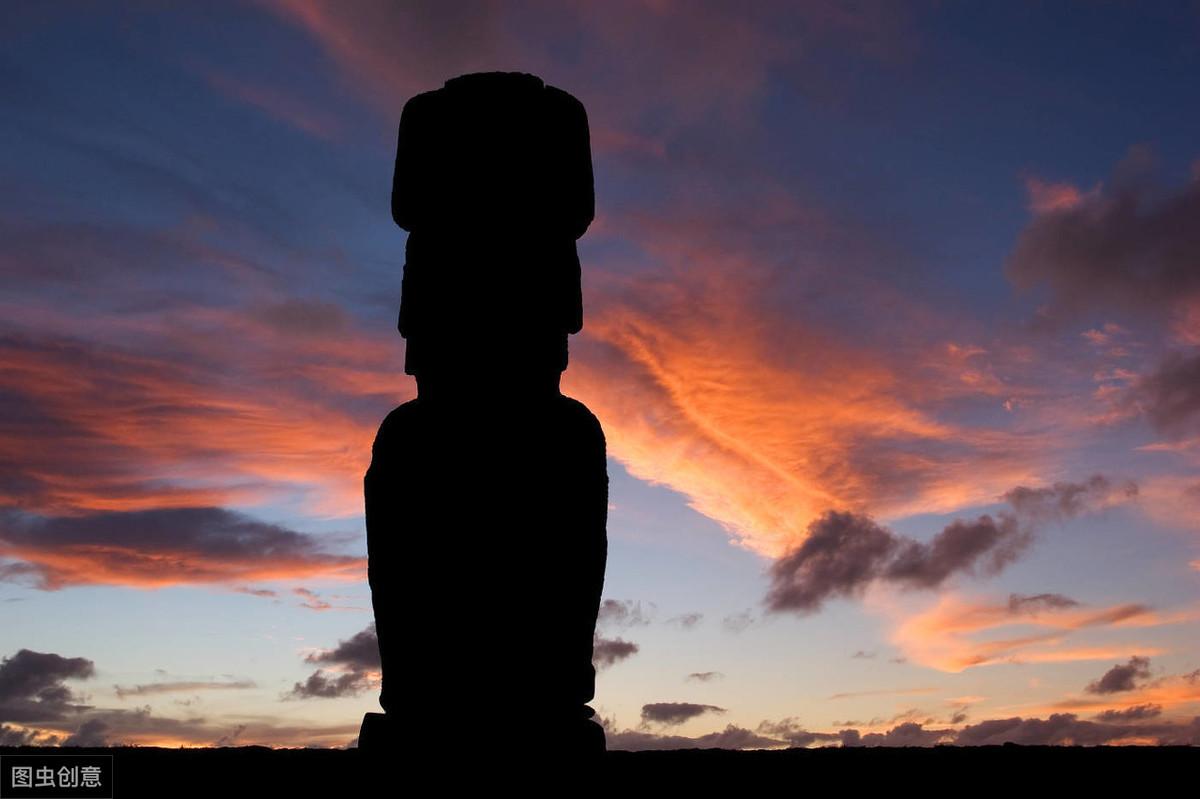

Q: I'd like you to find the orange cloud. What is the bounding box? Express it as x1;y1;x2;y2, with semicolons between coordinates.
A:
1005;670;1200;721
1060;681;1200;714
564;252;1045;556
0;298;412;591
886;592;1188;672
0;303;410;520
0;507;365;590
257;0;1105;566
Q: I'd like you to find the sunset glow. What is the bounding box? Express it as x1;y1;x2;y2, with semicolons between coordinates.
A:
2;2;1199;750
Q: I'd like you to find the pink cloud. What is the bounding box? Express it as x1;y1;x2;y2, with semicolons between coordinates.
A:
263;0;918;159
1023;175;1099;214
561;196;1052;555
0;303;410;519
202;69;343;140
885;591;1190;672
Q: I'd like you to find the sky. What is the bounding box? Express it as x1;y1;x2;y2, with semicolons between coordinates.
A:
2;1;1200;749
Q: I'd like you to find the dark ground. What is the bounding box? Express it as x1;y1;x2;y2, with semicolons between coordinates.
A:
2;745;1196;794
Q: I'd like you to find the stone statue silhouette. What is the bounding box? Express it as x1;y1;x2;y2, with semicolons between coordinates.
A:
358;72;609;761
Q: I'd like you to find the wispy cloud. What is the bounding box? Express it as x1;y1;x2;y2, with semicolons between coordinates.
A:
113;680;256;700
886;592;1190;672
0;507;364;590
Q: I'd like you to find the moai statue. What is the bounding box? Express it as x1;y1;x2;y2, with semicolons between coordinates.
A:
359;73;609;761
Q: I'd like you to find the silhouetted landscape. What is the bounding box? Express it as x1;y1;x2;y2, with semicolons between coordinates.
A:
2;743;1196;793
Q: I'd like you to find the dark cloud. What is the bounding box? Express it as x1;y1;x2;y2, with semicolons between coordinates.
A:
0;648;358;745
234;586;278;598
883;514;1031;589
0;507;364;590
686;672;724;683
721;610;756;633
1002;475;1136;524
768;476;1129;614
604;711;1200;750
837;729;863;746
765;511;896;613
666;612;703;629
304;624;380;671
765;510;1027;613
1086;656;1152;695
603;720;780;751
838;713;1200;748
0;563;42;584
0;648;95;722
596;599;653;629
64;718;109;747
1007;592;1080;614
838;708;930;728
1157;717;1200;746
213;723;249;747
1006;150;1200;321
289;670;371;699
113;680;256;699
1128;350;1200;438
592;635;639;669
51;705;357;747
1095;703;1163;722
641;702;727;726
850;721;953;747
755;718;841;748
953;712;1198;746
291;624;380;699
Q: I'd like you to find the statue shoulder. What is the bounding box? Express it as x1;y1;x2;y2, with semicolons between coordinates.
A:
555;395;606;447
373;399;424;451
